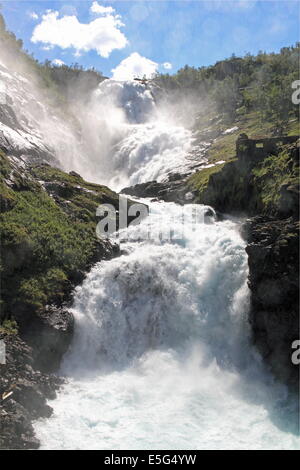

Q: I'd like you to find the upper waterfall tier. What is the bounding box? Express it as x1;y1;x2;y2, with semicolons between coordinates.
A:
0;56;205;190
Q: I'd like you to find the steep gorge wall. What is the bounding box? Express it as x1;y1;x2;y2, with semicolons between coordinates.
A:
188;139;299;389
244;217;299;388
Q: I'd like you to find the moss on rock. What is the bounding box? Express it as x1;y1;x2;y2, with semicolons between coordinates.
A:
186;141;299;217
0;153;121;323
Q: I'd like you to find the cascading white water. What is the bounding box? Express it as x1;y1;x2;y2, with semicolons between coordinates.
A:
0;56;208;192
78;80;200;190
34;201;299;450
0;57;198;190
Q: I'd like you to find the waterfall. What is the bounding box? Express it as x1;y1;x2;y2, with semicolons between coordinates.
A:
34;201;299;449
0;58;199;190
0;50;211;192
77;79;196;190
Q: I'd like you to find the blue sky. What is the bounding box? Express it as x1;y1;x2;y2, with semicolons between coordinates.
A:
1;1;300;78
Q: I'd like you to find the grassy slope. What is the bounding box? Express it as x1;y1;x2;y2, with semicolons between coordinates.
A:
0;150;119;321
251;144;299;214
187;139;299;216
205;113;298;164
187;108;299;214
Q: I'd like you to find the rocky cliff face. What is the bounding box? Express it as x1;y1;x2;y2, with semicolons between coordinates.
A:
242;217;299;389
187;140;299;217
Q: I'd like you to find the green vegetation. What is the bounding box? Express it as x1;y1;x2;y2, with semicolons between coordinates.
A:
0;152;120;320
187;142;299;217
175;48;299;216
0;13;105;102
251;145;299;214
207;134;238;163
155;46;299;129
210;110;298;159
188;163;227;194
156;47;299;174
193;111;298;166
0;319;18;335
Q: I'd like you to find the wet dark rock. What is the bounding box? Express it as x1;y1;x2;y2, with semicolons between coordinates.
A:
242;216;299;389
0;192;16;212
121;177;190;204
278;183;299;219
204;208;215;218
18;306;74;374
122;180;165;198
0;333;61;449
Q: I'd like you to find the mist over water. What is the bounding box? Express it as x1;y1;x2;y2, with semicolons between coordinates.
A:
34;202;299;450
0;50;203;191
78;79;195;190
41;77;201;191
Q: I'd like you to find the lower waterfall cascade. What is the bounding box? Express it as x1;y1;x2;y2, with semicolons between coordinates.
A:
34;201;300;450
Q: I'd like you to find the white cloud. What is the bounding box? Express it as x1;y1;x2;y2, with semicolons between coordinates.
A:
31;9;128;58
90;2;115;16
111;52;158;81
28;12;39;20
52;59;65;66
162;62;172;70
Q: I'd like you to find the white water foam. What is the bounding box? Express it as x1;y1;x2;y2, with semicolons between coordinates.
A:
34;201;300;449
78;80;201;190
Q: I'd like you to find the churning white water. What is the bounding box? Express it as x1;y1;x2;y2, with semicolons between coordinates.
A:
78;80;200;190
0;61;199;190
34;201;299;450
